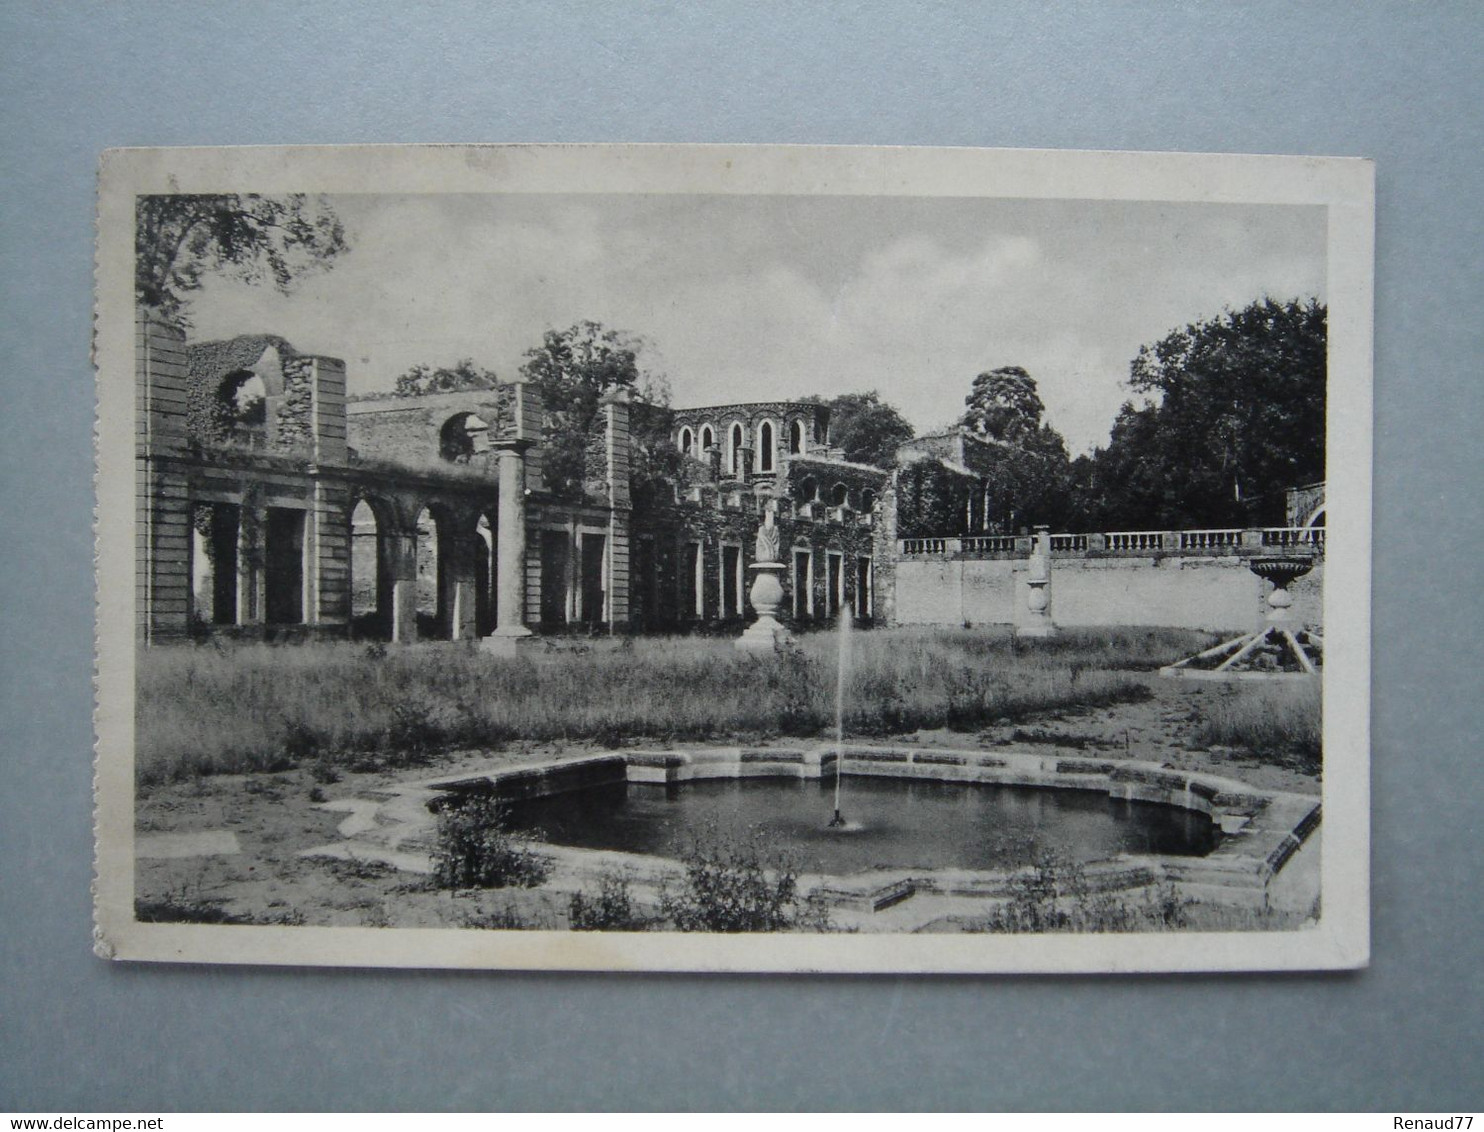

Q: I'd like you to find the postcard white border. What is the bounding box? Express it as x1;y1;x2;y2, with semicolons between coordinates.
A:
94;143;1372;973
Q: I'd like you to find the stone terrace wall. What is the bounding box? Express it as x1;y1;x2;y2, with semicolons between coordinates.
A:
347;388;515;469
892;554;1324;634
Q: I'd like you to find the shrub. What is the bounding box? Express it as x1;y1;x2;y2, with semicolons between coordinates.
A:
659;824;821;932
568;870;645;931
979;849;1191;934
431;796;551;890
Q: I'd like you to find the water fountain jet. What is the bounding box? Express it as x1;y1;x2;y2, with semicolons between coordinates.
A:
828;609;852;829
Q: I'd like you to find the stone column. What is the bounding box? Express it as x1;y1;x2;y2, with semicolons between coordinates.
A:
602;388;632;633
483;438;536;656
385;531;419;643
236;503;265;628
136;314;192;643
308;479;351;631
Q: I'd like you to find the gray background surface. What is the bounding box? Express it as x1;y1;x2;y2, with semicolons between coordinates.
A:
1;0;1480;1112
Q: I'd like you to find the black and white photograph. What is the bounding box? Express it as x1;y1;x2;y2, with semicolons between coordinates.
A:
93;144;1372;973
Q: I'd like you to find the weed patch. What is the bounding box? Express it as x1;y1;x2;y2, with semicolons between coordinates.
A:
135;628;1209;783
568;870;647;931
432;796;551;890
659;823;832;933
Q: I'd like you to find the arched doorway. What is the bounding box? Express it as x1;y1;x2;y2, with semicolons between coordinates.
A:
474;511;497;636
414;505;455;639
349;497;395;639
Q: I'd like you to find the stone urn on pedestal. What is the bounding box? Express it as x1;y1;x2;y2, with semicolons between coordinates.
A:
1160;554;1322;679
736;509;792;652
1017;525;1058;639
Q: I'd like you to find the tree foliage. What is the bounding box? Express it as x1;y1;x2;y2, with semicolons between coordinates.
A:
962;365;1046;444
393;358;499;398
803;390;915;467
979;424;1074;533
520;321;670;500
137;194;348;327
1076;298;1326;529
895;460;973;539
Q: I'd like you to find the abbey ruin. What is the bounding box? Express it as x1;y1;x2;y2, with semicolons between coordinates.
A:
133;313;1325;647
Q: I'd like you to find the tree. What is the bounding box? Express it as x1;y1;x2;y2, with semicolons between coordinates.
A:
393;358;499;398
962;366;1046;443
1078;298;1326;529
136;194;348;328
520;321;658;500
953;367;1074;530
803;391;914;467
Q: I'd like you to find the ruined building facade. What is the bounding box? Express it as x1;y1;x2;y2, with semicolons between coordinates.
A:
134;316;890;645
136;314;1326;646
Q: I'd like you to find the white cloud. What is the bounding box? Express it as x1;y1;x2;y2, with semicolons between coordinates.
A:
187;193;1325;454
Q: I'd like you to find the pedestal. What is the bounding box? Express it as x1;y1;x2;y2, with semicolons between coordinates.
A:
481;625;538;658
736;561;791;652
1016;528;1058;639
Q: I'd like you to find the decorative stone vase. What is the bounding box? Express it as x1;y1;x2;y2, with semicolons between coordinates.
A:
1249;556;1314;626
736;562;790;651
1017;526;1058;639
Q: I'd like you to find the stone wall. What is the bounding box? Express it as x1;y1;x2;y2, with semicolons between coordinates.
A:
891;554;1325;634
347;388;514;471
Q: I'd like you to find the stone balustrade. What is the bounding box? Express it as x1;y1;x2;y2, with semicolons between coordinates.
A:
898;526;1326;560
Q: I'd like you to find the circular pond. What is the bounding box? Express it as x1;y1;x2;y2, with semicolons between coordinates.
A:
500;776;1219;875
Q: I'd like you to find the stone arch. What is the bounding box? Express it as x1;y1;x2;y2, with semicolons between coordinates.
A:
788;418;805;456
214;370;269;443
678;425;694;456
701;424;715;451
348;493;398;639
439;412;489;463
413;502;462;639
798;476;818;504
1303;504;1326;529
830;482;849;508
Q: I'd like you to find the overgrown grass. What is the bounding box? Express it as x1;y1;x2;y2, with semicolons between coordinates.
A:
1193;682;1322;774
135;627;1210;784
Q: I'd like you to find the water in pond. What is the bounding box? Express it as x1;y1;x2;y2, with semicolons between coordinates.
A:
500;777;1218;875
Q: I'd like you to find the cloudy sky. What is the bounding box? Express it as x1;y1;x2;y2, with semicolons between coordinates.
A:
188;192;1325;455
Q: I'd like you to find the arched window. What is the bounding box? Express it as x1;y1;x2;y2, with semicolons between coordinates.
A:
831;483;849;508
798;477;817;503
758;421;774;472
730;423;744;475
679;426;694;456
701;425;715;451
861;488;876;512
215;370;267;442
788;419;804;455
440;412;488;463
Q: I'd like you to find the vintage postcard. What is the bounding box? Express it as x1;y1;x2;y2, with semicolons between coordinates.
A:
94;144;1372;973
